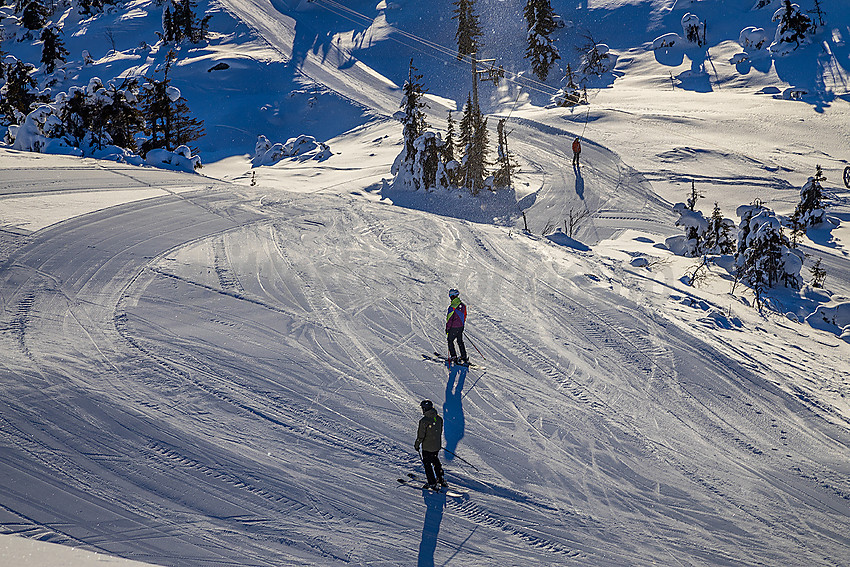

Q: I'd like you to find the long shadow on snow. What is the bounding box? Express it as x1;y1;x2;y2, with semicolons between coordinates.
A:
443;365;466;457
417;491;446;567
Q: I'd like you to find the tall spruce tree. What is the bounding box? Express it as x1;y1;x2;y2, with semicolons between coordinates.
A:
0;58;39;123
523;0;560;81
452;0;482;60
400;59;428;161
703;202;736;255
139;51;204;155
461;98;488;195
101;79;144;151
493;118;517;189
40;26;69;74
443;110;456;163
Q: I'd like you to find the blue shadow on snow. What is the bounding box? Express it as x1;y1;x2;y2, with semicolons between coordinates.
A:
442;365;467;459
417;491;446;567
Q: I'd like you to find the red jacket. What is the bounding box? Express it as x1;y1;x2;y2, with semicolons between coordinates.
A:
572;139;581;154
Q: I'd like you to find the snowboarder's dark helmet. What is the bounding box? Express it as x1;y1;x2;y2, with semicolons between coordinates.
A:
448;289;459;298
420;399;433;411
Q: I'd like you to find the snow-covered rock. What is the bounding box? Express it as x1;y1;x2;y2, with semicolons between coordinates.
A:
145;145;201;172
652;33;682;50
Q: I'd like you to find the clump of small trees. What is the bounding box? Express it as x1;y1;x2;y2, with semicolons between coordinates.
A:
669;166;832;305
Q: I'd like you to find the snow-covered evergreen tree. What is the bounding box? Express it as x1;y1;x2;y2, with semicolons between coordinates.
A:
794;164;827;228
523;0;560;82
579;34;613;77
5;77;144;157
0;57;41;124
21;0;47;31
40;26;68;74
393;59;429;186
681;13;705;46
442;110;456;164
161;0;211;44
493;118;517;189
458;93;489;195
672;202;707;257
735;203;803;291
770;0;814;53
703;202;736;255
76;0;119;16
138;51;204;155
452;0;482;60
553;63;587;106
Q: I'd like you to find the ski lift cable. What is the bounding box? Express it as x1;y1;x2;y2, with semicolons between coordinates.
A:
310;0;562;98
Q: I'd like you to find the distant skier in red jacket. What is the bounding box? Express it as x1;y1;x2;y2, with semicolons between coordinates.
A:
445;288;468;365
572;137;581;167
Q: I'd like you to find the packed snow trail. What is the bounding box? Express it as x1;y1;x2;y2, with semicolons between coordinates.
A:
2;156;849;565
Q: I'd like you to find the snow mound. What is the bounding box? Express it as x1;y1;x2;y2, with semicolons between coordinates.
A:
252;134;332;167
145;145;201;172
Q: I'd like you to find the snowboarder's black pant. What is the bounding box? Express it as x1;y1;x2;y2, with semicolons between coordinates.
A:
447;327;467;361
421;450;444;486
572;151;580;167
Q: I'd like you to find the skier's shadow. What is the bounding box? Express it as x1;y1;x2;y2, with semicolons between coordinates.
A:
574;164;585;199
442;365;467;459
417;491;446;567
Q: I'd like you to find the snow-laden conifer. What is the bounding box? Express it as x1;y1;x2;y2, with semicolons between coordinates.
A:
523;0;560;81
793;165;827;228
735;203;803;291
452;0;482;60
770;0;814;54
40;25;68;75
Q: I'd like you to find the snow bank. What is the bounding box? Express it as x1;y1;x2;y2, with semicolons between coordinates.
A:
806;302;850;341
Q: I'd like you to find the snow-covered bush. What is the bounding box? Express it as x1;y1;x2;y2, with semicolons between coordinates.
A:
251;134;331;167
739;26;768;50
652;33;682;50
145;145;201;172
669;202;709;257
769;0;814;55
4;77;144;158
682;13;705;45
735;203;803;291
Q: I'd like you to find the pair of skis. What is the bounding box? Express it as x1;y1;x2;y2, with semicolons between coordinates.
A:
422;352;482;370
397;473;466;498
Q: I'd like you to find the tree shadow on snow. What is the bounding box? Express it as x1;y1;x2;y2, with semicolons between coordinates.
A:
806;212;849;248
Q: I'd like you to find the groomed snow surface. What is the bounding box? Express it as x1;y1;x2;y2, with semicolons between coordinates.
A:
2;0;850;566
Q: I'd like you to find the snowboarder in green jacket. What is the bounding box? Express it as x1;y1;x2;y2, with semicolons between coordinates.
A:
415;399;447;490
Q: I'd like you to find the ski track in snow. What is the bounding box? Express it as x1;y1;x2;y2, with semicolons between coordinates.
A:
1;161;850;565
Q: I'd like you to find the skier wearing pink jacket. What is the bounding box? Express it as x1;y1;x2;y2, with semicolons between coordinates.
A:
445;288;468;365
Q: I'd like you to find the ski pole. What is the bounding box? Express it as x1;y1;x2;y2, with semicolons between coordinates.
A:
442;446;480;472
460;371;486;400
466;333;485;361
